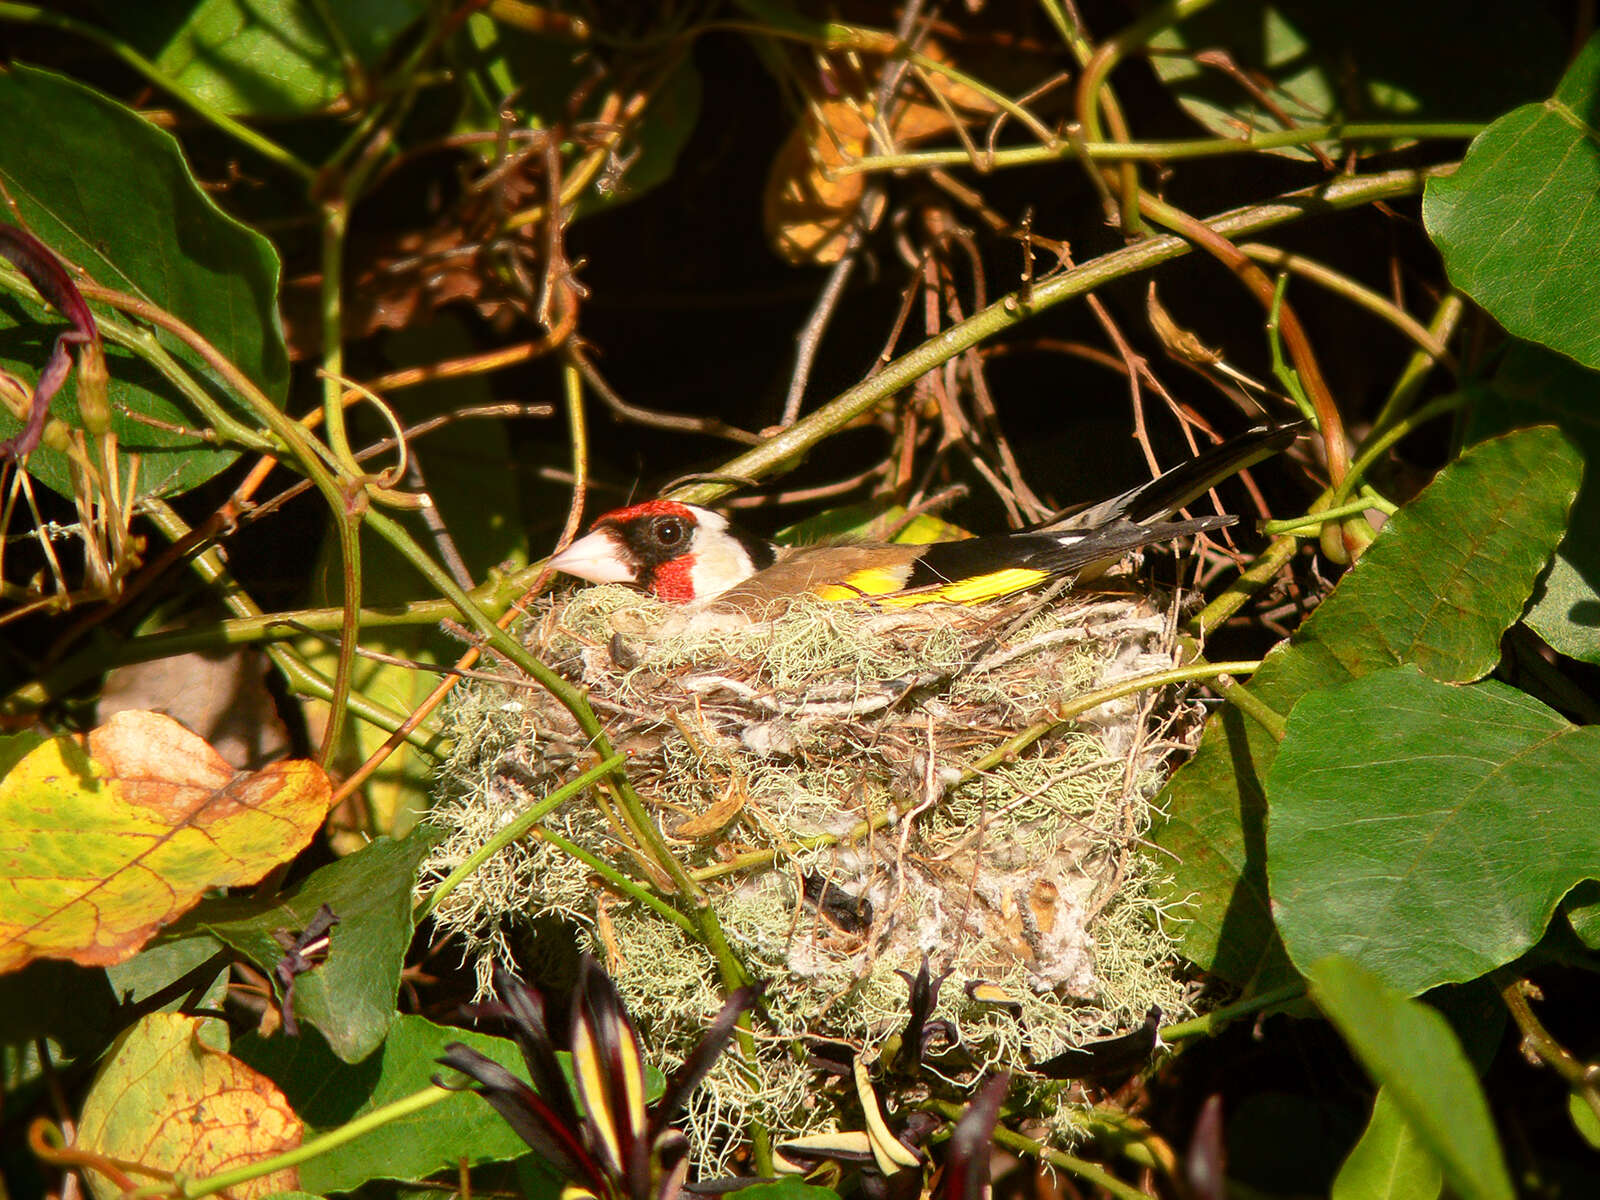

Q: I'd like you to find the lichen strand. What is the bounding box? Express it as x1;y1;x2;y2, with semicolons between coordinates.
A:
421;582;1199;1167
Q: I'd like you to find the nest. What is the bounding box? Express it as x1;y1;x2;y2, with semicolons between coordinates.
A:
423;582;1201;1169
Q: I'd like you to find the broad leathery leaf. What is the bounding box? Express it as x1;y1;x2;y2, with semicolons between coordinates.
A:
1309;957;1512;1200
1463;342;1600;663
177;830;439;1063
77;1013;301;1200
0;712;331;973
112;0;429;118
235;1015;529;1192
0;65;286;498
1332;1088;1442;1200
1424;32;1600;369
1271;666;1600;993
1154;426;1581;989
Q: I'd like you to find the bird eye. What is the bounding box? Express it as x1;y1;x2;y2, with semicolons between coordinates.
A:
653;517;684;546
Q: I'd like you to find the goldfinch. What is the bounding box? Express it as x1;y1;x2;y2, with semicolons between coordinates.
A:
549;423;1298;610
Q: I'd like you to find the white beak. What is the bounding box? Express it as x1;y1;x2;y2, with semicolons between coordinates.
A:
546;529;638;584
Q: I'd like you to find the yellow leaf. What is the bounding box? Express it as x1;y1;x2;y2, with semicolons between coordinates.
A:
77;1012;302;1200
0;710;332;972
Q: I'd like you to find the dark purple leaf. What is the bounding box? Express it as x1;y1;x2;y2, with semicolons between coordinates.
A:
436;1042;603;1187
0;223;99;460
655;984;759;1126
938;1074;1008;1200
894;957;955;1071
1185;1095;1227;1200
493;965;584;1131
1030;1006;1164;1084
270;903;338;1036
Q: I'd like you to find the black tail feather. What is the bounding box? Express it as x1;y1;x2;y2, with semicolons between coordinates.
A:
1040;422;1305;531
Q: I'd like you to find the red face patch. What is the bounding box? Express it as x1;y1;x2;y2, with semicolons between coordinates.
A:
650;553;698;603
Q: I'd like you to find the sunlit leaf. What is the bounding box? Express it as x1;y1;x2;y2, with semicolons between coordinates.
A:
1332;1088;1443;1200
0;711;331;973
0;65;287;498
1310;957;1512;1200
1271;666;1600;993
77;1013;301;1200
105;0;429;117
179;831;438;1062
236;1015;530;1192
1462;342;1600;663
1155;428;1580;988
1425;33;1600;369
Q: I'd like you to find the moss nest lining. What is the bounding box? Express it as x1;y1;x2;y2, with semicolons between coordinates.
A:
422;582;1202;1166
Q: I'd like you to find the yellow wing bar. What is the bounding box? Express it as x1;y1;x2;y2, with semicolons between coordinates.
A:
815;565;1051;608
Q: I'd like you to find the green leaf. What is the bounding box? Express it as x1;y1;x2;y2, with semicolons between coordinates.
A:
725;1184;844;1200
1424;33;1600;369
0;65;287;498
1155;427;1581;988
1149;0;1561;160
180;831;439;1062
1309;957;1513;1200
1570;1092;1600;1151
235;1016;531;1192
103;933;227;1013
1270;666;1600;992
1332;1088;1442;1200
1562;880;1600;949
1462;342;1600;663
104;0;429;118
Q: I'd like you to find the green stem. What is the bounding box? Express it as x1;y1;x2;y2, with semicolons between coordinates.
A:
319;200;358;472
673;167;1448;507
904;48;1057;146
0;3;315;182
535;826;700;936
1260;497;1383;535
415;753;626;920
139;500;429;751
1495;971;1600;1128
1077;0;1218;233
839;122;1483;173
1216;675;1287;740
925;1099;1146;1200
128;1086;458;1199
1372;292;1466;434
1241;243;1455;367
1265;271;1315;419
0;262;276;453
1333;392;1465;505
1162;982;1307;1041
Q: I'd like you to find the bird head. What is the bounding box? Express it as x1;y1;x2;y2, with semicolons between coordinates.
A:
546;500;776;604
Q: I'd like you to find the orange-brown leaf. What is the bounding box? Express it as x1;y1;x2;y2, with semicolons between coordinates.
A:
0;711;332;972
765;43;999;264
76;1013;302;1200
